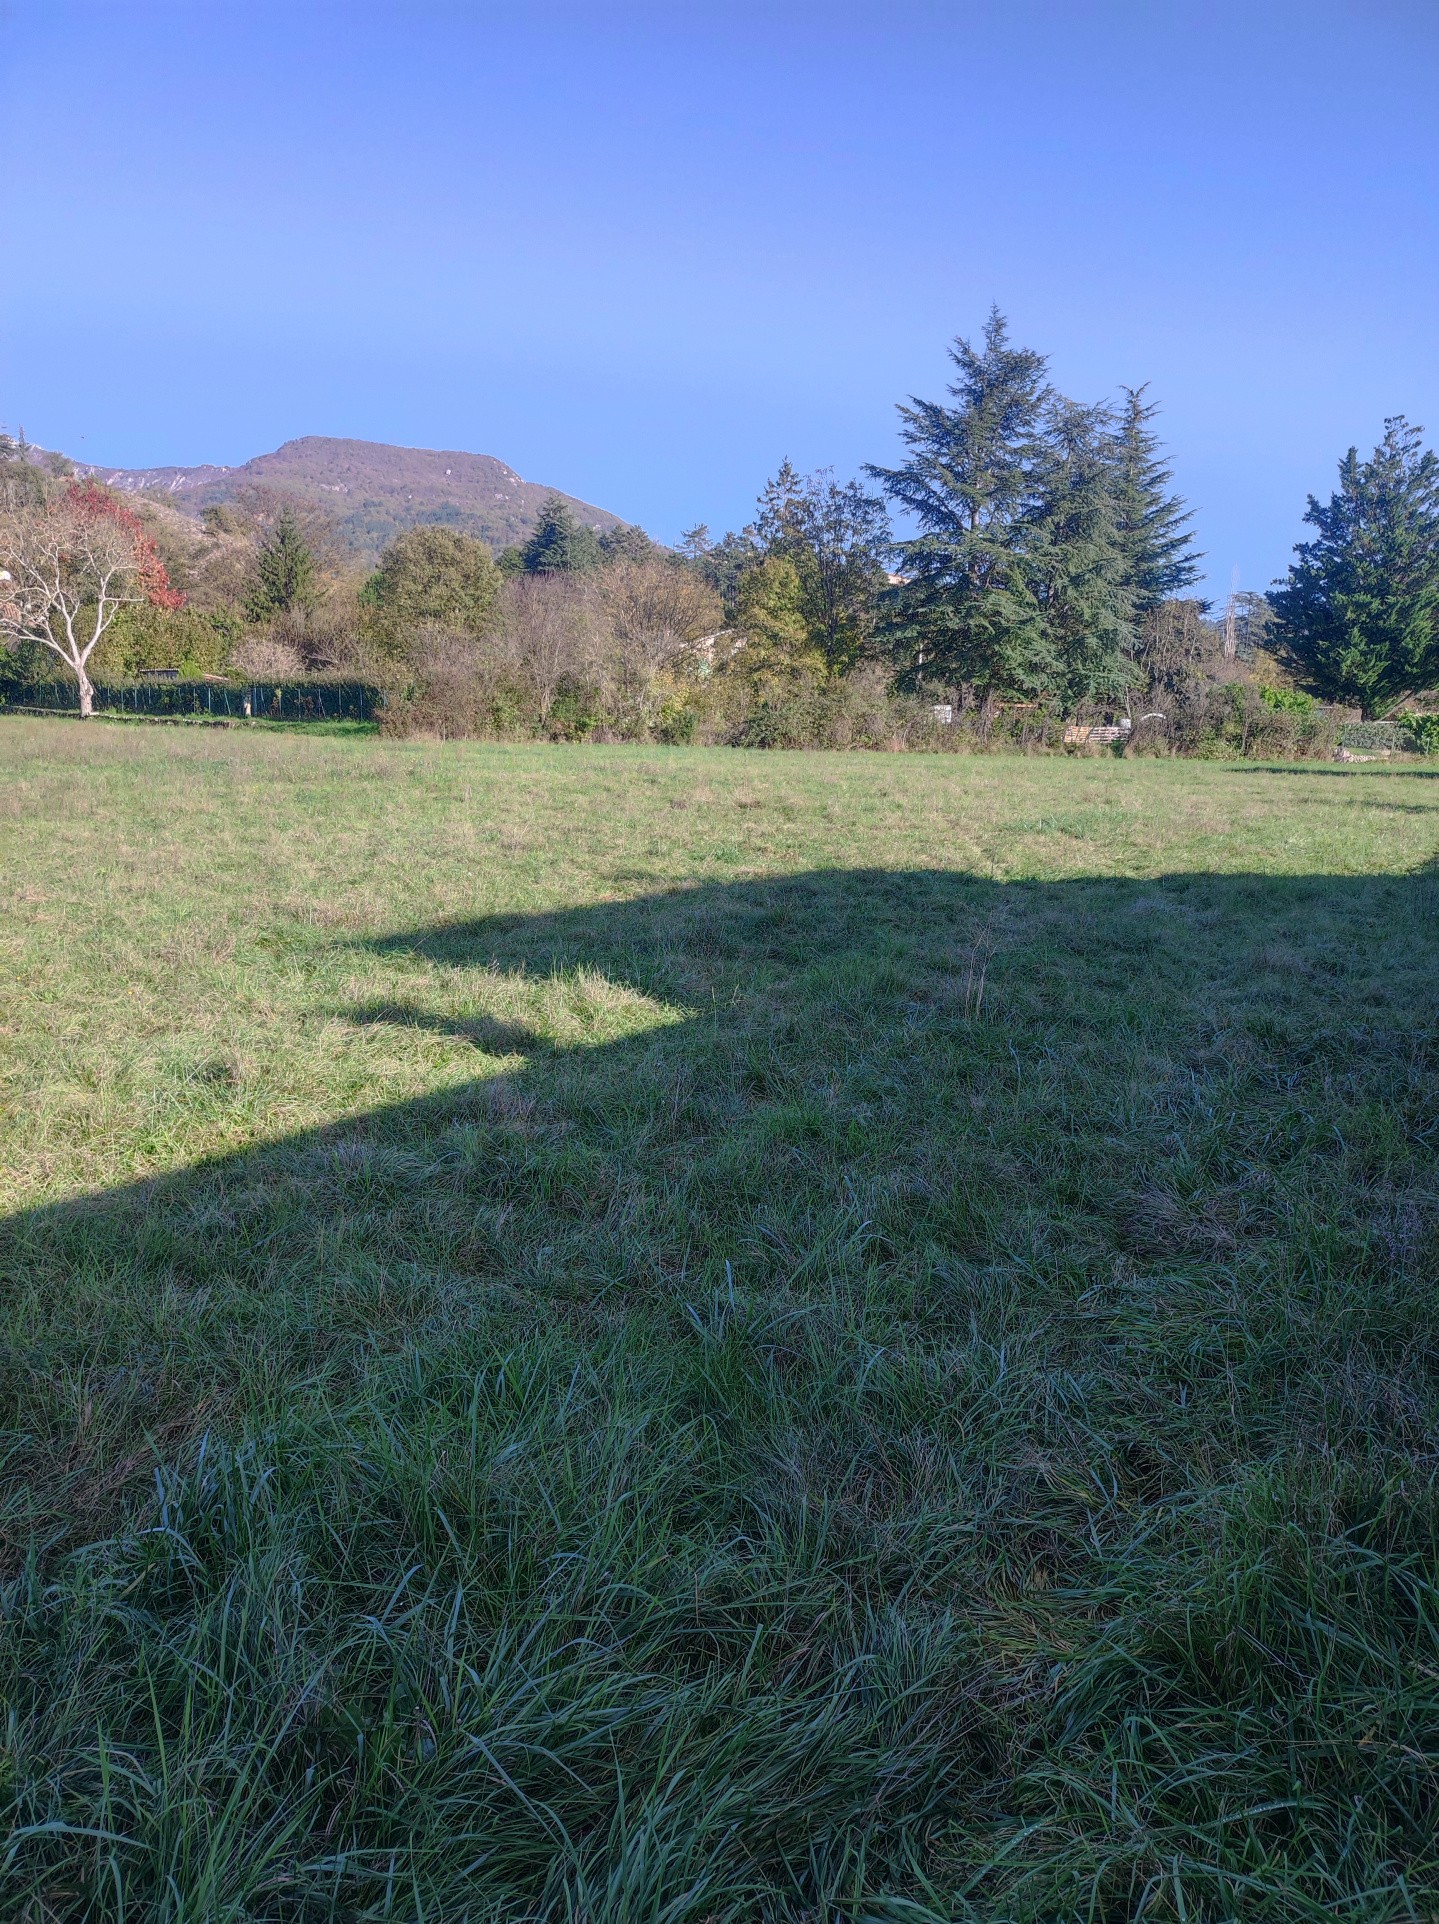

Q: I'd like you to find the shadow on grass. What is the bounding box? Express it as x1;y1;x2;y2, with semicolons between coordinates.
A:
3;865;1439;1915
6;862;1438;1492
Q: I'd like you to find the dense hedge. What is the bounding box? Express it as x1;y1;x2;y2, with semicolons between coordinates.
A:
0;680;381;721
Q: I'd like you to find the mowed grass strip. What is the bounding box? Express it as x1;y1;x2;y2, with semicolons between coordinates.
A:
2;718;1439;1920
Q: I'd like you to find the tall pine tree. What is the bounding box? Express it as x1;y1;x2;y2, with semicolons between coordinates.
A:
867;308;1053;696
1270;417;1439;717
1030;400;1134;710
1108;386;1202;614
245;507;317;621
520;496;602;575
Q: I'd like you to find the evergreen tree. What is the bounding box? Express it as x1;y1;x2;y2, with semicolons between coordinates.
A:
866;308;1053;695
754;461;807;547
245;507;317;621
1108;386;1202;614
520;496;602;575
1270;417;1439;717
598;521;659;564
1030;400;1135;709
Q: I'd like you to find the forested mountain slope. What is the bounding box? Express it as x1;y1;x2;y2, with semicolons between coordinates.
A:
59;435;625;560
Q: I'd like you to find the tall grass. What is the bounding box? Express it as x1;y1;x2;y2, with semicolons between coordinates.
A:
2;721;1438;1918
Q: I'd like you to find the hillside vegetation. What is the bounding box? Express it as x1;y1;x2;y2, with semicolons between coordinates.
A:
3;724;1438;1917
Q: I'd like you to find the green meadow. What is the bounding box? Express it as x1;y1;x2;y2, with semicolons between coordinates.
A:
3;718;1439;1920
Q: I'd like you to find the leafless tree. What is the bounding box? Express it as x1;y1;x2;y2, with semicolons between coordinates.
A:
265;598;364;671
393;622;534;739
1132;598;1234;710
140;496;256;611
226;634;305;679
0;500;144;714
499;576;604;724
600;558;722;702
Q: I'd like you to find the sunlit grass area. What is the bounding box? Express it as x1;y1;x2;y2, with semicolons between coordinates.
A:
3;718;1439;1918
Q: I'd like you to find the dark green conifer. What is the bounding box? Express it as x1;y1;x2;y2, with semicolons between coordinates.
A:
1271;417;1439;717
597;521;658;564
1031;400;1134;709
1108;385;1202;614
244;507;318;621
866;308;1053;695
520;496;602;574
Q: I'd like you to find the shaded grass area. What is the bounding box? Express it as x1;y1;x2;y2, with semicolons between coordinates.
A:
3;721;1439;1918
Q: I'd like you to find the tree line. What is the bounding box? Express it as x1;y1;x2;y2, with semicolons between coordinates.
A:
3;313;1437;741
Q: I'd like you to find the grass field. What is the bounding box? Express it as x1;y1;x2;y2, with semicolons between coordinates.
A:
3;718;1439;1921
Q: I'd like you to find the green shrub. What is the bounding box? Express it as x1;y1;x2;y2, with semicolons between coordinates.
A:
1126;685;1338;760
546;685;604;741
91;603;237;679
653;697;699;745
1260;683;1317;714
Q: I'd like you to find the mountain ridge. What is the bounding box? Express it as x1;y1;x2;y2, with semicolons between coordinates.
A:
57;435;628;561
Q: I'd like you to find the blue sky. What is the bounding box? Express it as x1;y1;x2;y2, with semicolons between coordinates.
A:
3;1;1436;598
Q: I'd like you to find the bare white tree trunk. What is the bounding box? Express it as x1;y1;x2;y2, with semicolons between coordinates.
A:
0;499;143;716
1222;566;1239;661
